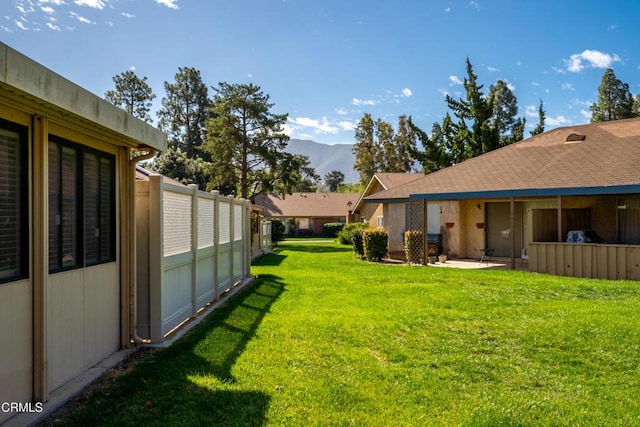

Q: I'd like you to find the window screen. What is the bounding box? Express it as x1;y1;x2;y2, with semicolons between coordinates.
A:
0;124;27;282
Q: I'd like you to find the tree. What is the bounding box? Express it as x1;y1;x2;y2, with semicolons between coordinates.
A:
489;80;526;146
353;114;416;185
353;113;378;186
530;100;546;136
149;146;210;190
273;154;320;194
590;68;635;123
105;70;156;123
324;170;345;192
445;58;500;157
157;67;211;159
203;82;293;200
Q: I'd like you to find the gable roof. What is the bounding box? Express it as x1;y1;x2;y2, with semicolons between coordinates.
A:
254;192;359;218
366;118;640;202
353;172;424;212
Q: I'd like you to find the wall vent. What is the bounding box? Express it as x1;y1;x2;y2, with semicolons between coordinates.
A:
565;133;586;143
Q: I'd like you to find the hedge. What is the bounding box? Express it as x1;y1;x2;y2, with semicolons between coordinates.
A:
362;228;388;262
322;222;345;238
337;222;368;245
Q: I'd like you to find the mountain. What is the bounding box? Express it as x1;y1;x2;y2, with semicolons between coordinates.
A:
286;139;358;184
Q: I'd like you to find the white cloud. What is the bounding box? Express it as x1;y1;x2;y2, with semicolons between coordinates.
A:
69;11;93;23
15;20;28;30
156;0;179;9
39;0;67;4
41;6;55;14
546;115;571;126
74;0;106;10
401;87;412;97
468;1;480;10
525;105;538;117
438;88;450;98
122;12;135;18
487;66;498;72
335;107;348;115
561;82;574;91
338;120;356;131
449;75;463;85
287;117;339;134
46;21;60;30
580;109;592;120
564;49;621;73
352;98;379;106
445;7;450;12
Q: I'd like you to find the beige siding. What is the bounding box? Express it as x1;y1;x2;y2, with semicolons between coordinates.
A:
0;279;32;424
47;263;119;392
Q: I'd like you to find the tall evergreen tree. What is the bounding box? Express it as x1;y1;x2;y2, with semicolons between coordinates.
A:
489;79;526;146
157;67;211;158
530;100;546;136
324;170;345;192
392;115;417;173
203;82;293;200
353;113;379;186
105;70;156;123
590;68;635;122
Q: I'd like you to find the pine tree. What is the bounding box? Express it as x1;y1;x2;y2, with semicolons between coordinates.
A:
530;100;546;136
157;67;211;158
324;170;345;192
104;70;155;123
489;79;526;146
590;68;635;122
203;82;293;200
353;113;379;186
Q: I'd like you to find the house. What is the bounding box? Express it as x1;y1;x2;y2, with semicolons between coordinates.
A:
254;192;359;235
356;119;640;280
352;173;424;256
0;43;166;423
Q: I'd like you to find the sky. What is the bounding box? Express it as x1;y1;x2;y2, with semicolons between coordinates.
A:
2;0;640;145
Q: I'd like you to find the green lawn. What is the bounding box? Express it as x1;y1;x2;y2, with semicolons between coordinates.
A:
56;241;640;426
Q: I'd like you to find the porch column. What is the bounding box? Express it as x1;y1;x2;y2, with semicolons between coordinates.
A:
510;197;515;270
557;195;563;242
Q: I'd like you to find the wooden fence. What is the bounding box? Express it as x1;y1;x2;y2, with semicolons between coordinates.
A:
136;175;253;343
529;242;640;281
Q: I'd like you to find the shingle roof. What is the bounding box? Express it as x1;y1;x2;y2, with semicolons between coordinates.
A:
366;118;640;201
254;192;360;218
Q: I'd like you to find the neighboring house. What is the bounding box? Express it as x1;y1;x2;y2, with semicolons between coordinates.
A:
353;173;425;256
0;42;166;423
359;119;640;280
255;192;359;235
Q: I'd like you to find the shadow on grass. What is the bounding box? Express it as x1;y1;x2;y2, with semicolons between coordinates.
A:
252;251;287;266
277;243;353;254
55;275;287;427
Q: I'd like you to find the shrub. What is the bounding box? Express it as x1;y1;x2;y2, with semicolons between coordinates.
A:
363;228;388;262
337;222;368;245
352;229;365;259
322;222;345;238
271;220;285;244
404;230;423;265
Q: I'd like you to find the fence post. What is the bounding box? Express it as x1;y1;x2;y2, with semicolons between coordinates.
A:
148;174;164;343
228;195;235;285
188;184;198;318
211;190;220;300
244;200;251;278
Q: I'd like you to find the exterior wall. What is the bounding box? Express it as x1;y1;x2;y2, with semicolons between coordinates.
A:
385;203;407;254
0;43;166;422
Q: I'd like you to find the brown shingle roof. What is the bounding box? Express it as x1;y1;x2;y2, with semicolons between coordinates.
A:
366;118;640;201
254;192;359;218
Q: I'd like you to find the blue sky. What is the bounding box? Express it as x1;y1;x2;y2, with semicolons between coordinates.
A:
3;0;639;145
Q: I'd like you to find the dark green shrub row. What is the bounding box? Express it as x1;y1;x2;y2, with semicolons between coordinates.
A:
404;230;423;265
271;220;285;244
363;228;388;262
337;222;368;245
352;229;365;259
322;222;345;238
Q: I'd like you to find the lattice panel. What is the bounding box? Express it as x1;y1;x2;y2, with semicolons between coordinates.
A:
407;199;425;265
197;198;214;249
163;191;192;256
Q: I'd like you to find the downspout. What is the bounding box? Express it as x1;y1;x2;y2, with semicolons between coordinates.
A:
128;148;157;344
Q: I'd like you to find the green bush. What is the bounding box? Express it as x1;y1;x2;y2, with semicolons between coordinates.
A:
322;222;345;238
352;229;365;259
337;222;368;245
404;230;423;265
363;228;388;262
271;220;285;244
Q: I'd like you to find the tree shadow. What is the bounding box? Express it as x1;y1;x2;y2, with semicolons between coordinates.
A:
252;252;287;266
53;274;287;427
278;243;353;254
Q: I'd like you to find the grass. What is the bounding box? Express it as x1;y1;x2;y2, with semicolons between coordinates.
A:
51;241;640;426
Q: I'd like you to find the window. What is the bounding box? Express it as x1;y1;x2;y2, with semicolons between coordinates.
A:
376;215;384;228
49;136;115;272
0;121;28;283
